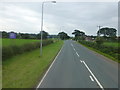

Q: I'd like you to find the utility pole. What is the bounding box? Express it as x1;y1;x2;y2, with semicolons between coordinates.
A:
97;25;102;36
97;25;102;30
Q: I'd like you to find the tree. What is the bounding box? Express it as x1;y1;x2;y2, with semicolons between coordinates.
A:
16;33;22;39
36;31;49;39
95;37;104;45
20;33;30;39
97;27;117;37
58;32;70;40
2;31;8;38
72;29;85;40
72;30;85;37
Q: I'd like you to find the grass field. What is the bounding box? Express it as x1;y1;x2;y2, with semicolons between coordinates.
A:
3;40;63;88
103;42;119;47
2;38;40;47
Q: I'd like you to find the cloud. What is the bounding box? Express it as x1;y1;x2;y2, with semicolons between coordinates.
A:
0;3;40;33
0;2;118;36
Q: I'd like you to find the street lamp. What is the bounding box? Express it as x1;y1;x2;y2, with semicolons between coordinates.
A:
40;1;56;56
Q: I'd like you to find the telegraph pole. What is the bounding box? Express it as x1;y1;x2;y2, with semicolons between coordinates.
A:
97;25;102;30
97;25;102;36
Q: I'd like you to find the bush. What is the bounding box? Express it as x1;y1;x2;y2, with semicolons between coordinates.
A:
11;45;23;54
95;37;104;45
2;40;53;61
2;47;14;60
79;40;119;61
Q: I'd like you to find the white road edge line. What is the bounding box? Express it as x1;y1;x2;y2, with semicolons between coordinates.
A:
89;75;94;82
36;45;63;89
76;52;79;57
82;61;104;90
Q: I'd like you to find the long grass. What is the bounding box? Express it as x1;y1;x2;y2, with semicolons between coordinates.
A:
3;40;63;88
103;42;119;47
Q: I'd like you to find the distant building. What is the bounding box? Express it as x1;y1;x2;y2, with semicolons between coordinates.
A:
85;36;96;42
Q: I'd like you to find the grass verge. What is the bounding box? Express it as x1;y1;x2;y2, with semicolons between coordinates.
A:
3;40;63;88
78;42;119;63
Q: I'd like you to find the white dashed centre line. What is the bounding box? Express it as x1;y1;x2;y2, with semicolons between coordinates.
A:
71;43;76;51
89;75;94;82
73;48;76;51
71;43;73;47
80;60;83;63
76;52;79;57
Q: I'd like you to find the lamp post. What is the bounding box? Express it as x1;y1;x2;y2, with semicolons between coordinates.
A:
40;1;56;56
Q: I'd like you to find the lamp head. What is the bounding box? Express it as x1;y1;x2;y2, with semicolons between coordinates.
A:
51;1;56;3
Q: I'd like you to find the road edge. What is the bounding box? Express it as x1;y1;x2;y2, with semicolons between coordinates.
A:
76;41;118;65
36;43;64;89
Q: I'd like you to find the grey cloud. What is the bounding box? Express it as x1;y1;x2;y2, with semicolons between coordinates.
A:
0;2;118;36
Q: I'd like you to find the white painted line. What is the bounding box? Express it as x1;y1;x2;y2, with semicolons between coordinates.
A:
73;48;76;51
36;45;63;89
71;43;76;51
82;61;104;90
76;52;80;57
71;43;73;47
80;60;83;63
89;75;94;82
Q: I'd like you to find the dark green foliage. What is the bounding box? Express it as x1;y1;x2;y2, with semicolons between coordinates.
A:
2;31;9;38
58;32;70;40
79;40;119;60
97;27;117;37
2;47;14;60
20;33;31;39
37;31;49;39
72;30;85;41
1;31;50;39
2;40;53;61
95;37;104;45
72;30;85;37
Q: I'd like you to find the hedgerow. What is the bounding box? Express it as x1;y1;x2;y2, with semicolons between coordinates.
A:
79;40;119;61
2;40;53;61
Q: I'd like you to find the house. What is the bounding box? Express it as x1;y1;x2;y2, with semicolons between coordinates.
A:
85;36;96;42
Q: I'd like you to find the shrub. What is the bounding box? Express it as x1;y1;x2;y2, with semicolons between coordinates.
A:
2;39;53;61
95;37;104;45
11;45;23;54
2;46;14;60
79;40;119;61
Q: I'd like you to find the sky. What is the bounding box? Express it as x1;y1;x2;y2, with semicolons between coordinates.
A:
0;1;118;36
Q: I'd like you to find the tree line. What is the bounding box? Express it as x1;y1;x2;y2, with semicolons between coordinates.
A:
1;26;118;42
1;30;71;40
72;27;118;43
1;31;53;39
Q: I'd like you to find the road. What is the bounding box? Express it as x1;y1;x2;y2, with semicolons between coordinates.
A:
37;40;118;89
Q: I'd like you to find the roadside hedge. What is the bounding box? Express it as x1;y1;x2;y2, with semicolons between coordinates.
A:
2;40;53;61
79;40;119;61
